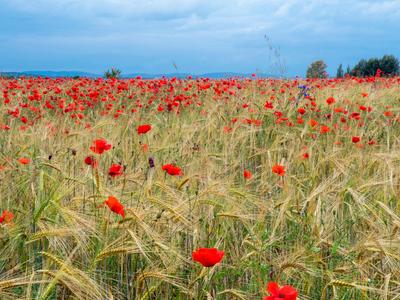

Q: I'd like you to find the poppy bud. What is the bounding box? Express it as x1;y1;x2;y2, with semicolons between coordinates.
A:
149;157;155;168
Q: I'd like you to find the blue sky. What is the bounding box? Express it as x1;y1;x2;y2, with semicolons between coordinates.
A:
0;0;399;77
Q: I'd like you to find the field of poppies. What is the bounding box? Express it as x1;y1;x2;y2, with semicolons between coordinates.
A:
0;74;399;299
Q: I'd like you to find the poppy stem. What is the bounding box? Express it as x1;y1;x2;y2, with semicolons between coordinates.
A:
207;268;217;299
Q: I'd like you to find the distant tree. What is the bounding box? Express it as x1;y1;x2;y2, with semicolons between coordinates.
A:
104;67;121;79
365;58;380;76
0;73;15;79
351;59;367;77
380;55;399;76
306;60;328;78
351;55;399;77
336;64;344;78
345;65;351;76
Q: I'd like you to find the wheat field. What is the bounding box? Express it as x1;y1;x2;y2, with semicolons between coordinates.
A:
0;76;399;299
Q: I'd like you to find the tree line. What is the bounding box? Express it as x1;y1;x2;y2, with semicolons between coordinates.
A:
306;55;399;78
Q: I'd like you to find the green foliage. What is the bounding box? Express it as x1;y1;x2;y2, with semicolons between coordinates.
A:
0;73;16;79
351;54;399;77
352;59;367;77
306;60;328;78
380;54;400;75
336;64;344;78
345;65;351;76
104;67;122;79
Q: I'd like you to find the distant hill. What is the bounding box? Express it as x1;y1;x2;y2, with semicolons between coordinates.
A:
0;71;99;78
123;72;276;79
0;70;277;79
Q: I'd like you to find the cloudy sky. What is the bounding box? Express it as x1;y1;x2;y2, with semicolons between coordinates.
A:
0;0;399;76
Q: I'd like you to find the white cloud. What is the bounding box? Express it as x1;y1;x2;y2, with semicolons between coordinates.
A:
4;0;400;34
356;0;400;18
5;0;215;18
1;0;399;75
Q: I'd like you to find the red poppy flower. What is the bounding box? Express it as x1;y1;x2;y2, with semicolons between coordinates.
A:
334;107;345;113
264;282;298;300
252;119;263;126
272;164;285;176
137;124;152;134
265;101;274;109
108;164;123;177
308;119;318;128
223;126;232;133
0;210;14;224
319;125;331;134
162;164;182;176
84;156;98;168
18;157;30;165
243;169;252;179
141;143;149;152
326;97;335;105
90;139;112;154
104;196;125;218
297;107;306;115
192;248;224;267
384;111;393;117
352;136;360;143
